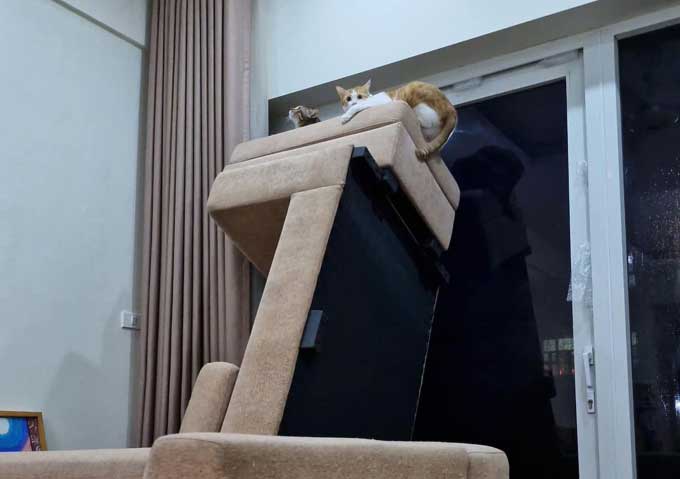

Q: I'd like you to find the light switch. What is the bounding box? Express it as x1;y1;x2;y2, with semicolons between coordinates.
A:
121;310;141;330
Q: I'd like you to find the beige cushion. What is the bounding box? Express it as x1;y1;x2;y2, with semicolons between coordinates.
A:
208;146;352;274
462;444;510;479
145;433;508;479
230;101;459;210
232;102;423;164
210;130;455;266
180;362;239;433
0;448;149;479
222;185;343;435
428;151;460;210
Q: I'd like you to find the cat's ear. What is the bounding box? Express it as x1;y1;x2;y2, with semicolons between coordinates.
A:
363;79;371;92
335;85;347;98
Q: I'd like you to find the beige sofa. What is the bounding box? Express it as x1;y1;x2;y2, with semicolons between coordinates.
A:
0;102;508;479
207;102;460;438
145;102;505;479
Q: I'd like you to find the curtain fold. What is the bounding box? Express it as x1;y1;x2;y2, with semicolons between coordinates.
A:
138;0;252;447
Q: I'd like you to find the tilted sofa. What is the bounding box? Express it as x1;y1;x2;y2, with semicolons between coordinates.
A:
0;101;508;479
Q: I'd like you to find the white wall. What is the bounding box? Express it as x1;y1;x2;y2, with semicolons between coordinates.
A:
256;0;596;99
58;0;148;46
251;0;270;139
0;0;146;450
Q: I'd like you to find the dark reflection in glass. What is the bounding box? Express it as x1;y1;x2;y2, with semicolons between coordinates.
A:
415;81;578;479
619;25;680;478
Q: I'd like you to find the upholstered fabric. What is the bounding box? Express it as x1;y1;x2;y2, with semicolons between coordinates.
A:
230;101;459;213
207;145;352;274
222;186;343;435
210;198;290;276
226;123;402;170
245;122;454;245
144;433;508;479
388;124;456;247
180;362;239;433
427;152;460;209
209;134;455;273
0;448;149;479
209;145;352;213
232;102;419;164
463;444;510;479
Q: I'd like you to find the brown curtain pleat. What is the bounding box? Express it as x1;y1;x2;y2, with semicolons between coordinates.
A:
138;0;252;447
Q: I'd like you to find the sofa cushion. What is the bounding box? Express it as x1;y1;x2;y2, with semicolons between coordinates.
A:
0;448;149;479
180;362;239;434
230;101;460;210
212;128;455;253
232;102;423;164
221;186;343;435
208;146;352;274
145;433;484;479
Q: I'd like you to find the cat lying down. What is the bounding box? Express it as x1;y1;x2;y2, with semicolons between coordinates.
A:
336;79;457;161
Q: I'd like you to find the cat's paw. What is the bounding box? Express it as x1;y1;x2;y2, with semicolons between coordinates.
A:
415;147;431;161
340;112;353;124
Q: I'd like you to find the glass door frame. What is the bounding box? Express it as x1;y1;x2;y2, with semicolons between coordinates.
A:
439;54;599;479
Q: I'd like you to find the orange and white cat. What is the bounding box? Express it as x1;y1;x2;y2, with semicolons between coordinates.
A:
335;79;457;160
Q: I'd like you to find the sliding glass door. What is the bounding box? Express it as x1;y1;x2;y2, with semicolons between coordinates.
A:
425;21;680;474
421;55;598;478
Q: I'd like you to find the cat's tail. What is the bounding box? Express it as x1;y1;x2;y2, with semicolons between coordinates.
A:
417;107;458;161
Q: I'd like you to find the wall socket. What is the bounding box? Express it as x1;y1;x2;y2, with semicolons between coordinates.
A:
120;311;141;330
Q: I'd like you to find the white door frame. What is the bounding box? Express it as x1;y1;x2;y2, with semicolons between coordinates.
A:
425;4;680;478
582;29;635;479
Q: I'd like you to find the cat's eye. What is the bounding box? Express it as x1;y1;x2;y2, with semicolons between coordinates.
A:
346;96;351;102
357;95;363;99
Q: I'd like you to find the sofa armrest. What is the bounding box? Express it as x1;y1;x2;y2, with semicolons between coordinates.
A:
180;361;239;433
144;433;508;479
0;447;149;479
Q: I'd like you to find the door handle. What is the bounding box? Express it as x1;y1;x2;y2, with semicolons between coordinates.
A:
582;346;596;414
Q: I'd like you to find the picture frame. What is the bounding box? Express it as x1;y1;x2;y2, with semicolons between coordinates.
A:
0;411;47;452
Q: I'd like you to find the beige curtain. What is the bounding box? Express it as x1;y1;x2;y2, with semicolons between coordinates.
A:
138;0;252;447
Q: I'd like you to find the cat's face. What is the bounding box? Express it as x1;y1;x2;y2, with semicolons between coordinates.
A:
335;79;371;111
288;105;320;127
